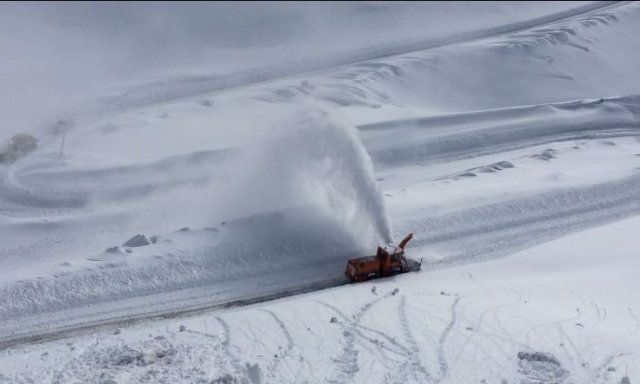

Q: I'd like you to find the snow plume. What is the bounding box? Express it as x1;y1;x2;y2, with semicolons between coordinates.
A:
119;109;392;250
228;109;393;247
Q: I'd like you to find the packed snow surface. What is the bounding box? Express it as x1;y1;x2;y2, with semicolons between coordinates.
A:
1;1;640;383
3;216;639;383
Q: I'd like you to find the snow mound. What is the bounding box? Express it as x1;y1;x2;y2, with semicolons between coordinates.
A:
122;234;150;247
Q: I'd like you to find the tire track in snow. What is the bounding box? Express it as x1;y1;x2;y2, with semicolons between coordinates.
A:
628;308;640;334
450;304;508;372
591;302;606;331
396;295;433;383
454;280;529;370
493;288;532;345
435;297;461;383
557;324;586;370
589;307;640;384
185;322;240;378
355;323;410;358
402;172;640;270
0;149;232;212
319;291;400;384
320;298;410;359
260;309;295;380
364;116;640;168
214;316;245;375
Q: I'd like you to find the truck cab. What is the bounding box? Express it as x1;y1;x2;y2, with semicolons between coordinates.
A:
345;233;414;282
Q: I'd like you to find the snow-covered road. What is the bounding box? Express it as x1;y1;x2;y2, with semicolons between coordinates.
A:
1;97;639;349
2;214;639;383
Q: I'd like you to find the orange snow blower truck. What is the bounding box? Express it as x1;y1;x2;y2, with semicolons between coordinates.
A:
344;233;420;282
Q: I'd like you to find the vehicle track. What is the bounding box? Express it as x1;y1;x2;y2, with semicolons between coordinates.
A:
401;172;640;269
435;297;460;383
366;119;640;167
0;276;349;351
261;309;295;380
397;295;433;383
318;291;400;384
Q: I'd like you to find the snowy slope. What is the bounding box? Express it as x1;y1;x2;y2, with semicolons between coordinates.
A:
2;215;639;383
0;2;640;383
0;1;599;136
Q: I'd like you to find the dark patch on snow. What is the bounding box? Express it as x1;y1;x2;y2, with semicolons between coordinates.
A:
245;362;262;384
149;235;159;244
111;345;143;366
102;343;176;369
517;351;569;384
274;88;296;99
198;100;213;107
518;351;561;365
105;246;121;254
100;123;120;134
123;234;150;247
101;262;123;269
443;160;514;180
211;374;238;384
155;348;177;359
531;148;557;161
475;161;515;174
544;73;574;81
298;80;315;93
